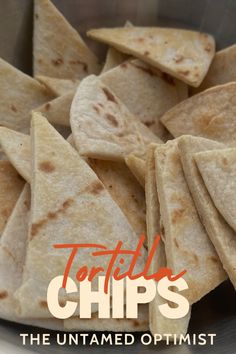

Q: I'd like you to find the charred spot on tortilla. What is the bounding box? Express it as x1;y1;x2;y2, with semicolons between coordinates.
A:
174;54;184;63
209;256;219;264
44;102;51;111
93;105;100;114
86;181;104;195
62;198;74;209
51;58;64;66
39;161;55;173
174;238;179;249
120;62;128;69
171;208;185;224
1;208;10;218
0;291;8;300
10;104;17;112
105;113;118;127
144;51;150;56
31;220;46;238
133;319;141;327
102;87;117;103
145;120;154;127
39;300;48;309
222;157;228;166
69;60;88;73
193;254;199;264
23;200;30;210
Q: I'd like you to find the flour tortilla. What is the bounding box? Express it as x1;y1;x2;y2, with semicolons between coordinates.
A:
34;0;100;79
101;59;187;140
88;27;215;87
193;44;236;93
15;113;147;318
161;82;236;145
0;161;24;236
125;154;146;188
0;184;64;330
33;91;74;126
194;148;236;233
88;159;146;239
145;144;191;337
0;58;54;133
36;76;80;96
178;135;236;289
70;75;161;161
155;139;226;304
101;48;130;73
0;128;31;183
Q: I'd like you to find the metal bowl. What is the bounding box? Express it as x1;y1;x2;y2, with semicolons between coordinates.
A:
0;1;235;353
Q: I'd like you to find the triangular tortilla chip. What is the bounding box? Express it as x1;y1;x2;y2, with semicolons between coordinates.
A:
0;128;31;183
70;75;161;161
178;135;236;289
34;0;100;79
193;44;236;93
0;161;24;236
101;59;187;140
0;184;64;330
146;144;191;337
88;159;146;238
194;148;236;233
33;91;74;126
36;76;80;96
155;139;226;304
125;154;146;188
0;58;53;133
88;27;215;87
15;114;147;318
161;82;236;144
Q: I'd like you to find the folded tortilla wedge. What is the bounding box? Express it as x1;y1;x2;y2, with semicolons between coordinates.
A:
0;161;24;236
0;58;53;133
36;76;80;97
15;114;147;318
70;75;161;161
161;82;236;145
87;27;215;87
155;139;226;304
34;0;100;79
101;59;187;140
145;144;191;337
193;44;236;93
178;135;236;289
125;154;146;188
194;148;236;234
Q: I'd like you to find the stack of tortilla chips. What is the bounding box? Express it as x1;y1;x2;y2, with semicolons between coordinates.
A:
0;0;235;339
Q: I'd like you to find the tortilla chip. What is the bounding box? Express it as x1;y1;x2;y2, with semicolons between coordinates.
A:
193;44;236;93
33;91;74;126
15;113;147;318
161;82;236;145
194;148;236;233
101;48;130;73
34;0;100;79
178;135;236;289
0;184;64;330
87;27;215;87
0;161;24;236
89;159;146;238
0;128;31;183
125;154;146;188
145;144;190;337
70;75;161;161
0;58;54;133
101;59;187;140
155;139;226;304
36;76;80;96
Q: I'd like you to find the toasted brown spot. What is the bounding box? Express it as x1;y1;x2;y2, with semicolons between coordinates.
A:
174;238;179;249
39;161;55;173
69;60;88;72
137;37;144;42
31;220;46;238
102;87;117;103
44;103;51;111
178;70;190;76
52;58;63;66
144;51;150;56
209;256;218;263
174;54;184;63
121;62;128;69
108;185;113;189
35;13;39;19
48;211;57;219
193;254;199;263
93;105;100;114
222;157;228;166
38;59;43;64
1;208;10;218
11;104;17;112
205;45;212;52
145;120;154;127
39;301;48;308
98;103;104;108
161;72;175;86
63;198;74;209
171;208;185;224
23;200;30;210
133;319;140;327
0;291;8;300
87;181;104;195
105;113;118;127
